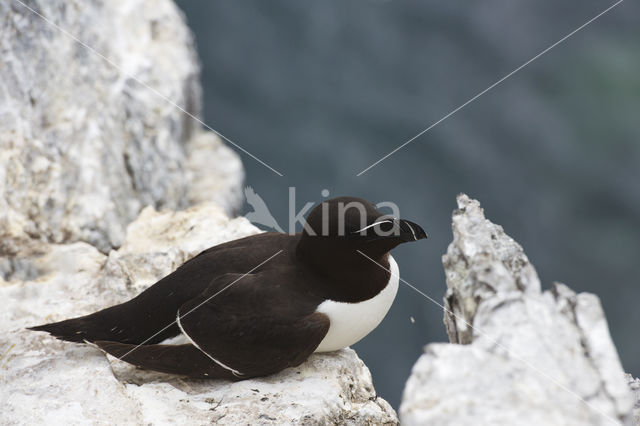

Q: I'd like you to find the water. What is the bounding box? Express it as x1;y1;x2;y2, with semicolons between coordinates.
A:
175;0;640;408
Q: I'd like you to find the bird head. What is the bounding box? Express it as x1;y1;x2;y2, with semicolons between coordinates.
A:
297;196;427;264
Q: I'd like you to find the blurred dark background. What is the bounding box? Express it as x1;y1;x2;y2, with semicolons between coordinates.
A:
175;0;639;408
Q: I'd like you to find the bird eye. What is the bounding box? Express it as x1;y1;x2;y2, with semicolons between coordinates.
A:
376;220;395;233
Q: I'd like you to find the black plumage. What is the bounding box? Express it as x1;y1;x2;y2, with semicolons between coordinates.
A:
30;197;427;379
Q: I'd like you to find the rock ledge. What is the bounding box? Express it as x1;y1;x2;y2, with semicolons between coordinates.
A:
1;204;397;425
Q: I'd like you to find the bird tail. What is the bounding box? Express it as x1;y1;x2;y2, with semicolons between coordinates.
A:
28;317;94;343
28;301;180;345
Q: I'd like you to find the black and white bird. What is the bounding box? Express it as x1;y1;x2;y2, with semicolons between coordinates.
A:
30;197;427;380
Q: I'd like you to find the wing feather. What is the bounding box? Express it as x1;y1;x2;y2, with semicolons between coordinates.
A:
177;272;329;378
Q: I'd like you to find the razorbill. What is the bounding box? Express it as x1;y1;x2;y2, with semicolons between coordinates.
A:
30;196;427;379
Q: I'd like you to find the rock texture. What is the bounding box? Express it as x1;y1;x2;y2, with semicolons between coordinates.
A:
0;204;397;425
400;194;634;426
0;0;242;261
627;375;640;425
0;1;395;424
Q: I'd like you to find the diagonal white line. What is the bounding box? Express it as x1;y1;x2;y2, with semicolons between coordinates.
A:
357;250;620;425
356;0;625;176
115;250;283;360
12;0;284;177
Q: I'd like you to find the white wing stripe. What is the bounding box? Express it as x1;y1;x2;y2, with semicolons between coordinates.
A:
176;311;244;377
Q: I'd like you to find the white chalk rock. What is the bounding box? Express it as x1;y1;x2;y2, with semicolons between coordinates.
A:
0;0;242;259
0;2;394;422
0;204;398;425
400;194;634;426
627;375;640;425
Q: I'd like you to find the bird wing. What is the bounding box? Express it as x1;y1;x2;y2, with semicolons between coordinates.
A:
244;185;273;213
176;272;329;378
29;245;256;345
244;185;260;207
94;272;328;379
243;186;284;232
93;341;238;380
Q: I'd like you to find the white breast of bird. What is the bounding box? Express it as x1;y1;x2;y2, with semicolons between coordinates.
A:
314;255;399;353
